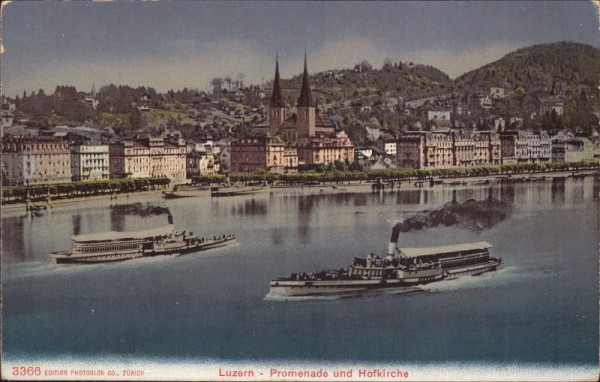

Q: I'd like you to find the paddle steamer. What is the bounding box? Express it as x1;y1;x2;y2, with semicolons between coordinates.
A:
269;235;501;297
50;217;235;264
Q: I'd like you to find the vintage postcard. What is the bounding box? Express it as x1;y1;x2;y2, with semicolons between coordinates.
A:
1;1;599;381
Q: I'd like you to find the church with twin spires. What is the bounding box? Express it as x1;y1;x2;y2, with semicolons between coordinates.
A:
230;54;354;173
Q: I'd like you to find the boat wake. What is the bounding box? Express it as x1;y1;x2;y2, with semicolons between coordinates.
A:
3;245;240;280
264;286;424;302
419;266;530;293
264;294;348;302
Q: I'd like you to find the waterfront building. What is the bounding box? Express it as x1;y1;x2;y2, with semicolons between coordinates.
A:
187;152;220;177
230;134;287;173
217;145;231;173
109;135;186;181
283;147;299;171
551;137;597;163
292;131;354;167
109;140;150;178
186;142;220;178
453;130;501;167
1;136;71;186
499;131;551;164
70;143;110;181
396;130;500;169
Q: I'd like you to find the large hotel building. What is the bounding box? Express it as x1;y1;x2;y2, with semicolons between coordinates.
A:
1;136;72;186
396;130;501;169
397;129;556;169
109;135;187;181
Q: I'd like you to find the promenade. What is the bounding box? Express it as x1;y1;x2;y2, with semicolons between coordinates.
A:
2;169;597;217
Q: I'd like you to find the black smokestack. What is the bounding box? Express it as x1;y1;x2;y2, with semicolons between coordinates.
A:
388;197;512;253
390;223;403;244
167;211;173;225
387;222;404;255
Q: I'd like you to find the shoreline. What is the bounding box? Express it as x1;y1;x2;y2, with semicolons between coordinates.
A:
2;169;597;217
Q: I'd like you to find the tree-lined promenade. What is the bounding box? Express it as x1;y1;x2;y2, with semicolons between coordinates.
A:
2;160;598;205
192;160;600;185
2;178;171;204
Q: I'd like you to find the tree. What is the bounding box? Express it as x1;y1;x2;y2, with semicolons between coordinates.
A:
128;109;144;130
211;78;224;93
515;87;525;97
383;58;393;70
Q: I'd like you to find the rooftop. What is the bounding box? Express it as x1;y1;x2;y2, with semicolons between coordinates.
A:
398;241;492;258
73;226;173;242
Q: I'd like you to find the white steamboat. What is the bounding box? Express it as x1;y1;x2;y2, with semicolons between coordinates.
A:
269;229;501;297
50;216;235;264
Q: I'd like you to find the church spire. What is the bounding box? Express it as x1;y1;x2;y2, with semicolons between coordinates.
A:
269;54;285;108
297;52;313;107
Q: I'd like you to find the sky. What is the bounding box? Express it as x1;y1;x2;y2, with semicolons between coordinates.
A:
1;1;599;97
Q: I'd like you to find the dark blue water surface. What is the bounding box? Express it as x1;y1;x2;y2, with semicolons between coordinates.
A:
2;177;598;367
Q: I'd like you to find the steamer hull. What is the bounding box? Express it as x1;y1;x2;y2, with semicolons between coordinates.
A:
269;271;446;297
444;258;502;279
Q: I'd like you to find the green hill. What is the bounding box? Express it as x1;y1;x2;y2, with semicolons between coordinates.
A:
455;41;600;97
280;61;453;104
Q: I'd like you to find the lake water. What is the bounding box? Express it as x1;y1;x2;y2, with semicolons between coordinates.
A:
2;177;598;372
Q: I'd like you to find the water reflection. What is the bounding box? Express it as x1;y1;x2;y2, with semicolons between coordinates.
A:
396;190;422;205
353;193;367;206
72;215;82;236
551;177;566;205
2;176;597;265
297;195;316;243
271;228;286;246
231;199;267;216
2;216;26;261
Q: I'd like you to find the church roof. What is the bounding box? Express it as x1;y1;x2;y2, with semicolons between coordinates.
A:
270;56;285;108
315;113;335;129
297;53;314;107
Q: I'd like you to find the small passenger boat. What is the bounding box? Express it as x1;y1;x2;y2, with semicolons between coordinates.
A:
210;186;266;197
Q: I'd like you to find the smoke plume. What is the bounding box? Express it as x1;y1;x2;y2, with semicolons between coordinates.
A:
111;203;172;219
391;197;512;240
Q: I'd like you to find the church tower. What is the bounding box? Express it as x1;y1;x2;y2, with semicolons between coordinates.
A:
269;56;286;135
296;53;316;138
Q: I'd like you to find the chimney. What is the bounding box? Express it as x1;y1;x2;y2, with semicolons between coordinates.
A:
388;222;403;255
